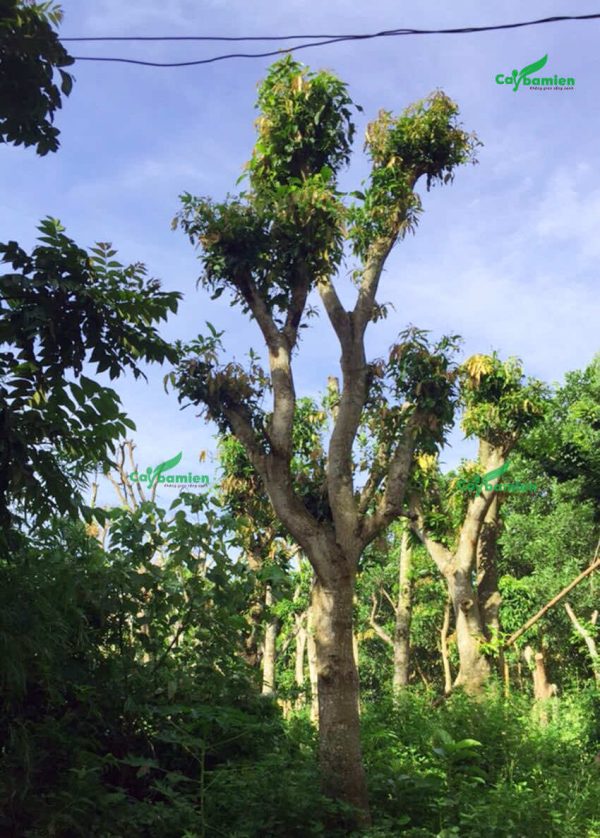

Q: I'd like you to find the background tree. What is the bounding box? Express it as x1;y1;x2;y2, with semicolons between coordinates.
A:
0;2;180;544
218;432;297;693
499;449;599;693
410;354;547;692
524;353;600;515
0;220;180;541
363;521;417;691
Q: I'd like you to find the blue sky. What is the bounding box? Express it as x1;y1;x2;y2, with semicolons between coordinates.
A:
2;0;599;503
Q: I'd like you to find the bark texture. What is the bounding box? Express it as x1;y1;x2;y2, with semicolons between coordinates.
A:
311;572;369;822
261;584;277;695
440;596;453;694
306;605;319;725
294;613;308;709
411;439;507;693
448;568;490;693
393;529;413;690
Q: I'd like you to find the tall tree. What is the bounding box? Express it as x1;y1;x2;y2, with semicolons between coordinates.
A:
172;56;478;821
366;522;415;690
410;354;546;692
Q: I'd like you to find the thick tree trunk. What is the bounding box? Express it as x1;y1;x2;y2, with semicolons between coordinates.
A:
261;584;277;695
448;569;490;693
477;496;502;637
393;528;413;690
311;571;370;824
477;495;504;677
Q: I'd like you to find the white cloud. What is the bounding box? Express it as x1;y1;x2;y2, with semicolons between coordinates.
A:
67;153;210;205
535;164;600;263
78;0;229;33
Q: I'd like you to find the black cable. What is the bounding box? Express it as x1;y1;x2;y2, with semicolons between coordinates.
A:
63;32;366;42
67;14;600;68
62;13;600;42
72;35;365;67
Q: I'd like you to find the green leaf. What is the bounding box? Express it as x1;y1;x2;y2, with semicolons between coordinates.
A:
59;69;73;96
454;738;482;750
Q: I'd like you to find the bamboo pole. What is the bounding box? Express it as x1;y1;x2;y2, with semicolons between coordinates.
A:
504;558;600;648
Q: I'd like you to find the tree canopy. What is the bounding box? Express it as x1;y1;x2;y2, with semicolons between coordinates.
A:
0;0;74;154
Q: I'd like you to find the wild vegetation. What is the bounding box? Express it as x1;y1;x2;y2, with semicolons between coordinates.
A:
1;4;599;836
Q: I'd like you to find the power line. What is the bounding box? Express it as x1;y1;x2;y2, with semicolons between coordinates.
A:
66;13;600;67
63;32;367;42
62;13;600;42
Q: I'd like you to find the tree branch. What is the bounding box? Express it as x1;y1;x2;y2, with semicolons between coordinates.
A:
266;341;296;457
359;410;420;547
369;593;393;647
382;587;397;613
357;439;389;516
317;276;350;347
325;357;367;558
282;276;310;349
408;496;453;576
236;270;281;349
352;172;419;337
440;595;453;694
505;558;600;647
353;238;395;337
235;271;299;457
454;445;506;573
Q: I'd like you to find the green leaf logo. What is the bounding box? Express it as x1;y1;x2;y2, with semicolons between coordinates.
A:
514;54;548;90
150;451;183;485
478;459;511;495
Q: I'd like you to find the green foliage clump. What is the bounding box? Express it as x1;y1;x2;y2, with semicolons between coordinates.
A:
524;354;600;513
0;0;74;154
359;689;600;837
173;57;359;319
349;93;480;258
248;54;357;190
0;219;180;531
460;353;548;448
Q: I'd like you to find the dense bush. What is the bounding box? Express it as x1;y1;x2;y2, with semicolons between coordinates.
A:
2;535;599;838
360;689;600;837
